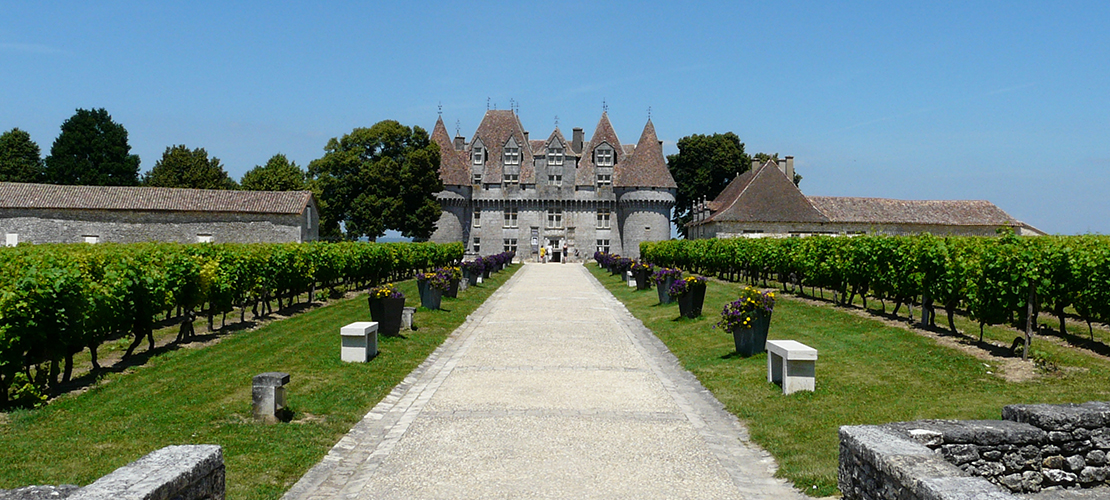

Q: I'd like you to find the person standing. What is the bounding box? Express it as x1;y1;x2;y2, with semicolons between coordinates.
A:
562;243;568;263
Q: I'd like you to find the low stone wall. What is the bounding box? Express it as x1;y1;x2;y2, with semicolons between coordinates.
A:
840;401;1110;499
0;445;225;500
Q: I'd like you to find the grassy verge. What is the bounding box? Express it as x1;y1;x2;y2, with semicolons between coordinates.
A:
0;266;518;500
589;265;1110;496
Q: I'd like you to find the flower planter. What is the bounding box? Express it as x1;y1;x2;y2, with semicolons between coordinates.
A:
635;269;652;291
420;287;443;310
656;277;676;304
731;312;772;357
482;269;491;280
445;278;460;298
368;296;405;336
676;285;707;319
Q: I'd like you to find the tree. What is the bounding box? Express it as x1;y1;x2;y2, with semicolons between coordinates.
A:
0;128;44;183
142;145;237;189
666;132;749;238
240;154;307;191
308;120;442;241
44;108;140;186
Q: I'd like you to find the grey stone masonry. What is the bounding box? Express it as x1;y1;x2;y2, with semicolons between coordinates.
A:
68;445;224;500
253;372;290;423
840;401;1110;499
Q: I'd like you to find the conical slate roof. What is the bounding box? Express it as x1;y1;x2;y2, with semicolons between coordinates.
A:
576;112;624;186
431;116;471;186
614;119;676;189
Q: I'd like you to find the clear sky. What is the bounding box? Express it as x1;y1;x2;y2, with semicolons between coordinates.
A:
3;1;1107;234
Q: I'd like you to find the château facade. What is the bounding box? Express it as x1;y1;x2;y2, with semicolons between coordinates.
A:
429;110;676;261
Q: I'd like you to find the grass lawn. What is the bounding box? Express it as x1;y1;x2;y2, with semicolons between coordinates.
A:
0;266;519;500
589;265;1110;496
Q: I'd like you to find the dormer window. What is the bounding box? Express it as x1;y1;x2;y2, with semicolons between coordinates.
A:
472;146;484;165
503;146;520;166
547;146;564;166
597;173;612;186
595;146;614;167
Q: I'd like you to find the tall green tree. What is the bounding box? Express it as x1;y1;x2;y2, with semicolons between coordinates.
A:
240;153;306;191
666;132;749;238
308;120;442;241
44;108;141;186
142;145;237;189
0;128;44;183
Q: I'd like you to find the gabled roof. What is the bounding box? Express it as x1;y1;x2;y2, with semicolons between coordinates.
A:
614;119;677;189
471;110;535;183
0;183;313;214
808;197;1020;226
544;128;568;149
697;161;827;224
576;112;625;186
431;116;471;186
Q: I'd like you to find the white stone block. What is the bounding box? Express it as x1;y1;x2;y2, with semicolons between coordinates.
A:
341;321;378;362
766;340;817;395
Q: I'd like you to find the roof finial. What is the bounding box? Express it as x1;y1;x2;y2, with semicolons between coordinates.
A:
455;120;460;137
486;97;490;111
437;102;442;117
509;98;515;114
554;115;559;128
647;106;652;120
602;99;609;113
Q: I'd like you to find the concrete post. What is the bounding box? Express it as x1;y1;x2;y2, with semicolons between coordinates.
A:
340;322;378;362
252;372;290;423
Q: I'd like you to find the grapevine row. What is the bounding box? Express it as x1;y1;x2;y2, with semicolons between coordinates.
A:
0;241;463;408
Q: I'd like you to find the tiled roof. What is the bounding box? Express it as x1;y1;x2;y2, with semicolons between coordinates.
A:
431;117;471;186
472;110;535;184
706;168;756;212
808;197;1020;226
529;140;546;154
700;162;826;224
614;119;677;189
0;183;312;214
575;112;625;186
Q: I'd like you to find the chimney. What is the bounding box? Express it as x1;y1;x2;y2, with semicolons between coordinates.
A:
453;135;465;151
751;159;761;171
777;158;787;175
572;127;584;153
785;156;795;181
524;131;529;143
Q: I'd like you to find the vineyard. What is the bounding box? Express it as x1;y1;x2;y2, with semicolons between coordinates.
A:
641;232;1110;350
0;241;463;408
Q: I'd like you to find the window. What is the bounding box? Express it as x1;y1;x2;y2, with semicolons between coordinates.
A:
595;146;613;166
597;209;611;229
503;146;520;165
546;208;563;229
503;238;517;253
83;235;99;244
548;174;562;186
306;206;313;229
197;234;214;243
547;146;564;166
473;172;482;184
503;207;518;228
4;233;16;247
473;237;481;253
597;239;610;254
597;173;611;186
473;146;484;165
503;172;519;184
473;208;481;227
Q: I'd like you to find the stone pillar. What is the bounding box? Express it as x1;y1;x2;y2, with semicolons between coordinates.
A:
401;307;416;331
252;372;290;423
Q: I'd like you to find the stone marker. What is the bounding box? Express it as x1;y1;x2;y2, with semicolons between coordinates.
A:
626;270;636;287
401;307;416;331
340;321;378;363
252;372;290;423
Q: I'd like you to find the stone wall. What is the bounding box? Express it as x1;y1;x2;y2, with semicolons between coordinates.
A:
0;445;224;500
840;401;1110;499
0;207;316;244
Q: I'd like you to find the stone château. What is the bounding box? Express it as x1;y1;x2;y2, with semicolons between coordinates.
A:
429;110;677;261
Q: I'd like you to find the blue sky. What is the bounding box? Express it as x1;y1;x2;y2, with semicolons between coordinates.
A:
2;1;1108;234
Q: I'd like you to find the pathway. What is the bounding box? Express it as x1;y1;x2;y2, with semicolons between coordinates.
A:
282;263;805;499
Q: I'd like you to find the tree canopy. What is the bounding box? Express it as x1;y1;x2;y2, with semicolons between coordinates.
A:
308;121;442;241
142;145;237;190
240;154;306;191
0;128;44;183
44;108;140;186
666;132;750;238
